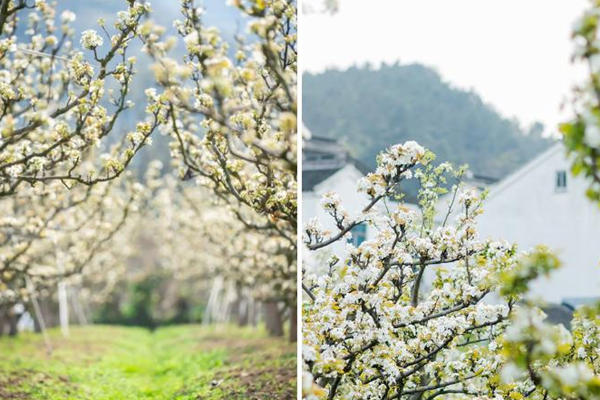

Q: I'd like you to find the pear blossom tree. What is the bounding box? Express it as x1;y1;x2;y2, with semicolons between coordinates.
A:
142;0;297;240
70;167;297;338
147;172;296;338
302;141;540;399
142;0;298;340
302;1;600;392
304;1;600;398
300;142;595;400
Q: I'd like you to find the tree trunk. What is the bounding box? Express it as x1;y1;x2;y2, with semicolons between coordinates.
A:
8;311;18;336
289;302;297;342
33;298;56;332
33;306;42;333
0;306;6;337
263;301;284;337
237;296;249;326
229;296;241;325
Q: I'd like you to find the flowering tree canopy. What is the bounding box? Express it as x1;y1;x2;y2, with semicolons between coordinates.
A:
140;0;298;339
303;141;539;399
0;0;162;317
143;0;297;244
138;169;296;308
0;173;146;307
0;0;158;197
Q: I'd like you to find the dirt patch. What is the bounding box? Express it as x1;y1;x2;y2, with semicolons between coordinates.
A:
196;335;296;399
0;370;72;399
0;380;30;399
196;335;271;350
197;336;292;362
213;365;296;400
0;371;33;400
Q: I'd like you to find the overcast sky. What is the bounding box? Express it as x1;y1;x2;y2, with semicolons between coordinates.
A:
301;0;588;135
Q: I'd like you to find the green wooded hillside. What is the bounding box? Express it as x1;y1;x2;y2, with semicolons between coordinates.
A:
303;64;554;178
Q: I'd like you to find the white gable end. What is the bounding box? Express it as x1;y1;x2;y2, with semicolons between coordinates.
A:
477;144;600;303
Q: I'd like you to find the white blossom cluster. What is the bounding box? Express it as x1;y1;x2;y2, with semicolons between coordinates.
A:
500;302;600;399
357;141;427;198
305;142;600;400
80;29;103;49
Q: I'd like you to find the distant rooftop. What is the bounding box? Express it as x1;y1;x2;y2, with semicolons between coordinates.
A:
543;303;573;330
303;134;370;191
303;131;500;192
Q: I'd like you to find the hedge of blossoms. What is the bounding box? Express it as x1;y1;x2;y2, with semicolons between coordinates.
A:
0;1;160;197
301;141;583;400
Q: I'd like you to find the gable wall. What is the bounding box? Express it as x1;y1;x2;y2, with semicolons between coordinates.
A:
478;147;600;302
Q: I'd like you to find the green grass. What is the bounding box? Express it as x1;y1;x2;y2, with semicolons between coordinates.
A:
0;324;296;400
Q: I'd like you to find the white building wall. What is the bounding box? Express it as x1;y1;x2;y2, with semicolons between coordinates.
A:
477;144;600;303
302;165;375;274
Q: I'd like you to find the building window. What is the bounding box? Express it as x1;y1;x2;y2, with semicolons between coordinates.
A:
348;223;367;247
555;170;567;192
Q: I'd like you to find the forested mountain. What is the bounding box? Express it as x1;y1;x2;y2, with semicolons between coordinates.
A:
303;64;554;178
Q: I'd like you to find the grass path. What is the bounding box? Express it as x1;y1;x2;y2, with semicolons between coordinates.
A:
0;325;296;399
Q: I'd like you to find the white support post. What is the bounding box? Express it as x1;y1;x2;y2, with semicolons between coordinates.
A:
58;281;69;337
204;276;223;325
70;287;88;326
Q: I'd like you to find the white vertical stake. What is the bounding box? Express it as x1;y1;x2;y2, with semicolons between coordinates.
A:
204;276;223;325
58;281;69;337
70;287;88;325
54;234;69;338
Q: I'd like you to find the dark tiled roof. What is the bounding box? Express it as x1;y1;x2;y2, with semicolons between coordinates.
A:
543;304;574;330
471;174;500;185
308;135;338;143
302;134;373;191
302;168;342;191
